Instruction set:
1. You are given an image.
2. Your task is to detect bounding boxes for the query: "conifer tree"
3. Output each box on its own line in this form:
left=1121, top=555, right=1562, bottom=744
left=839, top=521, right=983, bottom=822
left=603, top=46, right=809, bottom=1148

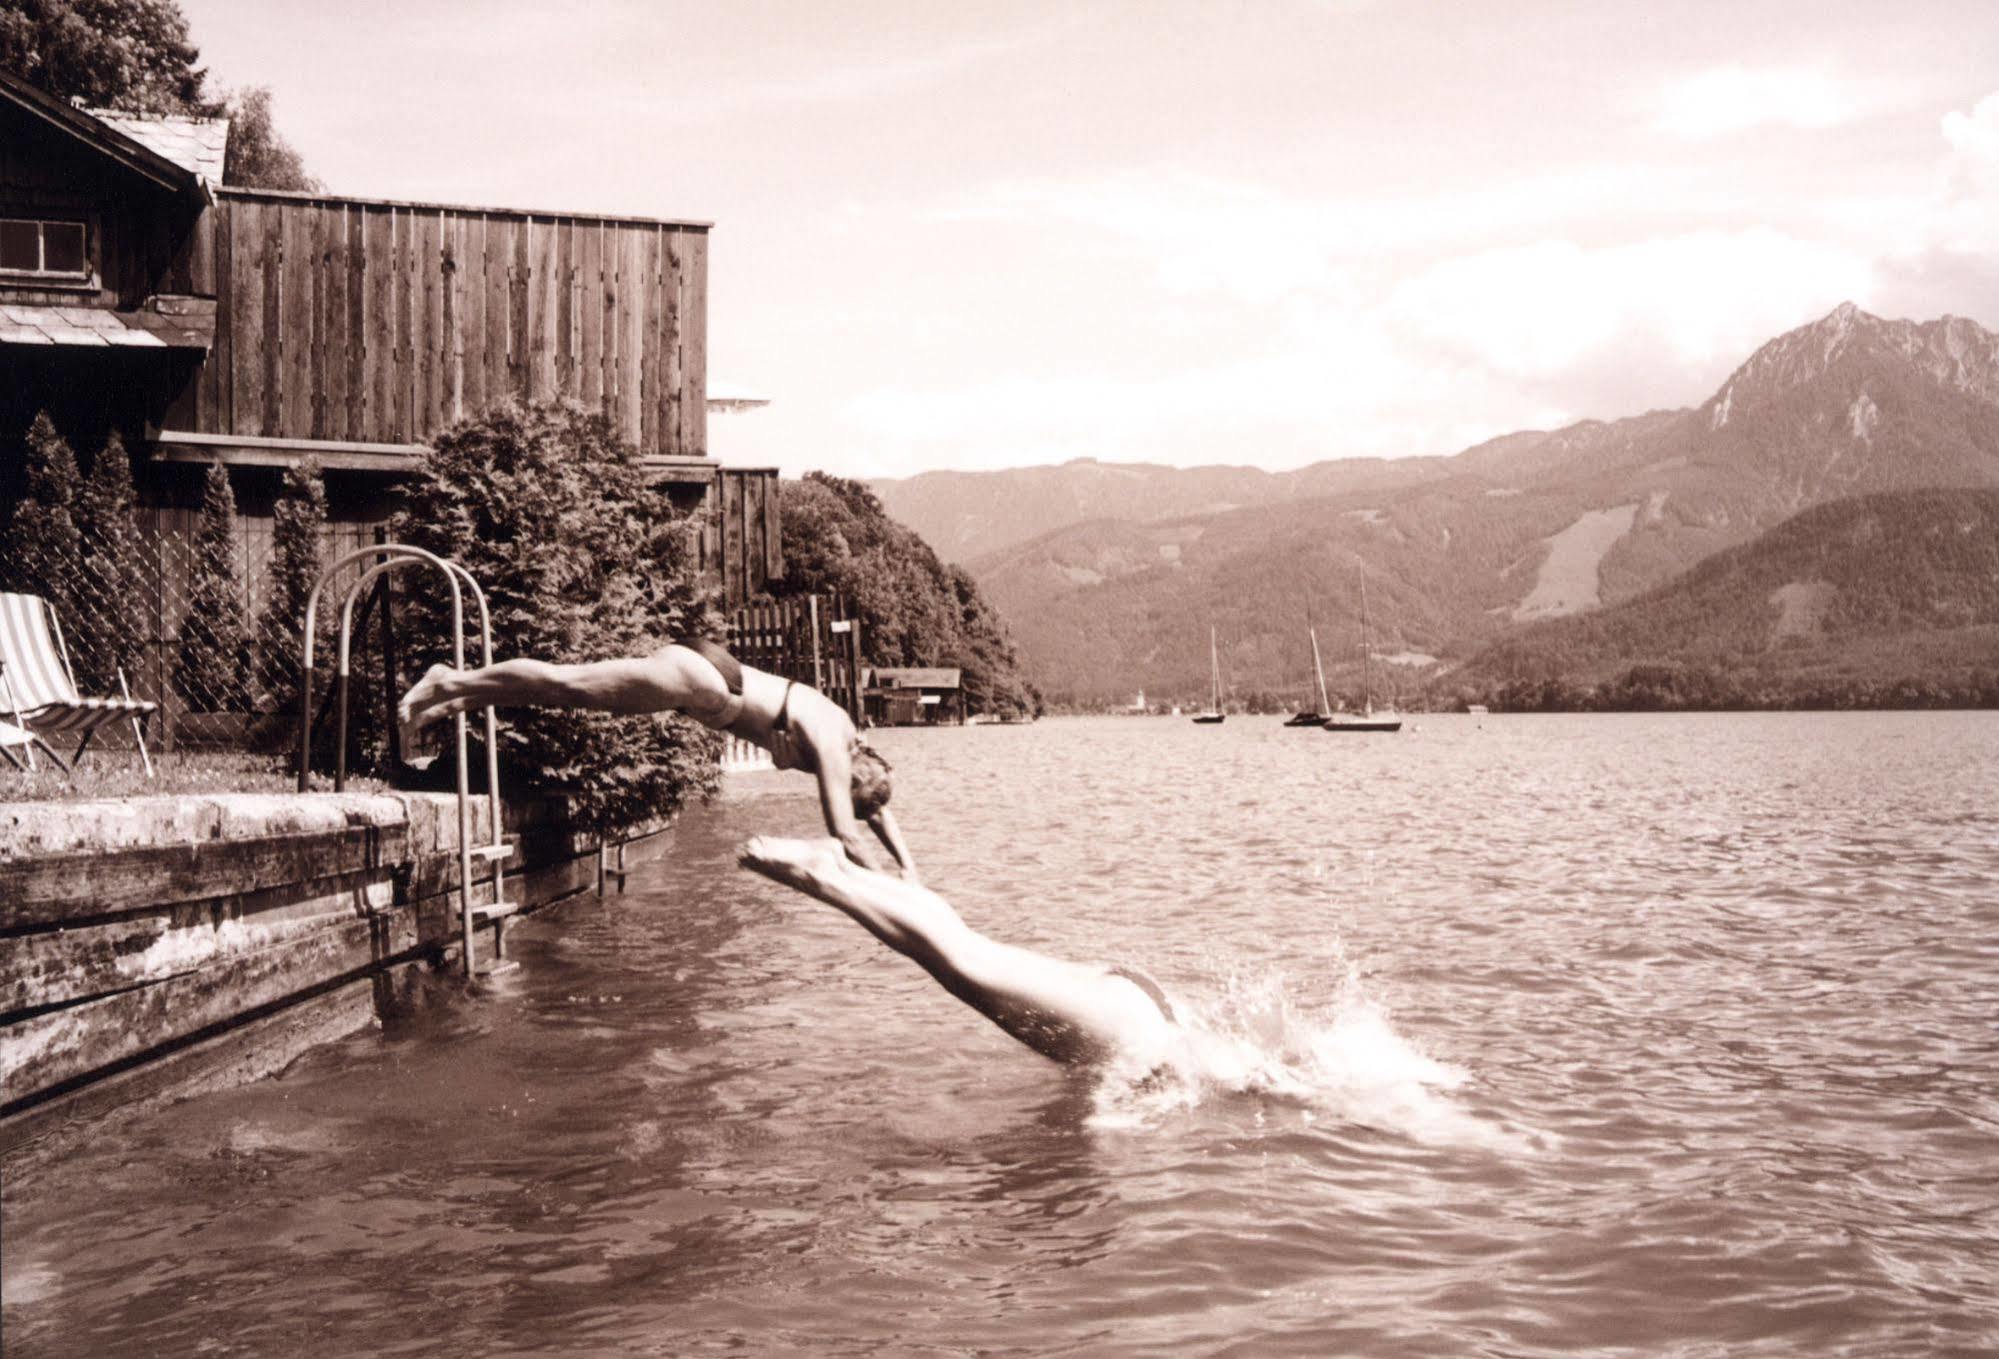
left=3, top=413, right=83, bottom=619
left=256, top=458, right=327, bottom=723
left=72, top=431, right=149, bottom=694
left=174, top=460, right=247, bottom=712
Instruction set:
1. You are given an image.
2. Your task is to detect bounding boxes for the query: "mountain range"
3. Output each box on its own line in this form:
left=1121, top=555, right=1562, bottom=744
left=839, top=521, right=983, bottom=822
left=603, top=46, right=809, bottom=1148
left=870, top=304, right=1999, bottom=705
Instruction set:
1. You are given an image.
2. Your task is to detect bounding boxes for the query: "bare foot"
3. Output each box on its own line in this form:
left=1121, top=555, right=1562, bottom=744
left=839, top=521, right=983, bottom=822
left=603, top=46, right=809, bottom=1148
left=739, top=835, right=846, bottom=890
left=396, top=663, right=454, bottom=766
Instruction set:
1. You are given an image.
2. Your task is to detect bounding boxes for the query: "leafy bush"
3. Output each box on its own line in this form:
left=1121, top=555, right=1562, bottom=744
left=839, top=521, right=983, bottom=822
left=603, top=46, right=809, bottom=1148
left=390, top=401, right=720, bottom=835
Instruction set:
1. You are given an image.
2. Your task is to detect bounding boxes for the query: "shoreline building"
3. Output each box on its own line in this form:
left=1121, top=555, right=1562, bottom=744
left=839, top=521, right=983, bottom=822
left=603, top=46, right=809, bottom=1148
left=864, top=667, right=965, bottom=727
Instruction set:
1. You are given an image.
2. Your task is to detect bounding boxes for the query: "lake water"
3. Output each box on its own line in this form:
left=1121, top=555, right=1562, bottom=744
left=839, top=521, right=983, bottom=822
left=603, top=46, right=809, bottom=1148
left=5, top=712, right=1998, bottom=1357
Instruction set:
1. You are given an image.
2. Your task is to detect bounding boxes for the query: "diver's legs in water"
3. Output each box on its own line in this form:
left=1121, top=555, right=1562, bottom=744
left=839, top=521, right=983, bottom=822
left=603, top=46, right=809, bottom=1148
left=739, top=836, right=974, bottom=959
left=739, top=836, right=1177, bottom=1065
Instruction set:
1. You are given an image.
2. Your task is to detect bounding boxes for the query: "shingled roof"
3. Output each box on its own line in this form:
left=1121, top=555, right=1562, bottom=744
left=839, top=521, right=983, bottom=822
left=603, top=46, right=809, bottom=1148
left=0, top=69, right=208, bottom=197
left=88, top=109, right=230, bottom=184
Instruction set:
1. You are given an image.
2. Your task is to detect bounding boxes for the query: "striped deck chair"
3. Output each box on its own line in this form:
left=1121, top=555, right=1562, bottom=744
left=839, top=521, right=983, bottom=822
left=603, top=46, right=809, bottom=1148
left=0, top=592, right=156, bottom=775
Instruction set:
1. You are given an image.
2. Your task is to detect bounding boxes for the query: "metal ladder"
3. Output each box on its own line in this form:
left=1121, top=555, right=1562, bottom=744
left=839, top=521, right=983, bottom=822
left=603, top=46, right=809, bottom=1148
left=299, top=544, right=516, bottom=979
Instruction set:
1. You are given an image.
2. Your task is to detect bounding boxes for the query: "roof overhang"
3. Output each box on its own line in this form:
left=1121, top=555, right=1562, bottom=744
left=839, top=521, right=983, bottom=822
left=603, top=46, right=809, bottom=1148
left=142, top=431, right=758, bottom=482
left=0, top=71, right=208, bottom=200
left=0, top=298, right=214, bottom=349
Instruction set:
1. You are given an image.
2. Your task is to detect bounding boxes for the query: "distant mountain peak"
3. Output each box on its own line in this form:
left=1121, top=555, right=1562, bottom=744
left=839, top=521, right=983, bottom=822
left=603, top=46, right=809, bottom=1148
left=1704, top=304, right=1999, bottom=428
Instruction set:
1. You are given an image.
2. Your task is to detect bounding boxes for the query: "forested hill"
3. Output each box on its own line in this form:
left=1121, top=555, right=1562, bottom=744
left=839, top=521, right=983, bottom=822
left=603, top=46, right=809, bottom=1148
left=768, top=474, right=1037, bottom=717
left=1454, top=489, right=1999, bottom=705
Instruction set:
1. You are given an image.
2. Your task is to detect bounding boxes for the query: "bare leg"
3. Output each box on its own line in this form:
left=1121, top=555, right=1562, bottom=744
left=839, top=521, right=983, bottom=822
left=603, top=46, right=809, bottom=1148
left=398, top=651, right=727, bottom=754
left=739, top=836, right=1177, bottom=1066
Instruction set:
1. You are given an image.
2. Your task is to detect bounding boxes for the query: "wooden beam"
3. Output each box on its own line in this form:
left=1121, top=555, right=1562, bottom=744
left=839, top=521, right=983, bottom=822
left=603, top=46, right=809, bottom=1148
left=147, top=428, right=426, bottom=473
left=0, top=869, right=387, bottom=1013
left=1, top=913, right=414, bottom=1111
left=0, top=822, right=412, bottom=925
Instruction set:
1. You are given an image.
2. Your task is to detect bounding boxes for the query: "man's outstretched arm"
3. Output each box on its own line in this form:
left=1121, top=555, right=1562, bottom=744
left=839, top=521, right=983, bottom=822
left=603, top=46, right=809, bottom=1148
left=868, top=806, right=917, bottom=882
left=809, top=738, right=890, bottom=872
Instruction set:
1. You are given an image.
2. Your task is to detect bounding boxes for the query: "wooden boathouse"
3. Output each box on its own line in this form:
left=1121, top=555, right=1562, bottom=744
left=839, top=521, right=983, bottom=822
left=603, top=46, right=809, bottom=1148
left=1, top=68, right=781, bottom=644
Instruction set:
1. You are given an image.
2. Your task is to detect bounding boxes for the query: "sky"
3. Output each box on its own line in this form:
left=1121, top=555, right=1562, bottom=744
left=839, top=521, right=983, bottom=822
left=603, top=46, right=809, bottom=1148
left=177, top=0, right=1999, bottom=480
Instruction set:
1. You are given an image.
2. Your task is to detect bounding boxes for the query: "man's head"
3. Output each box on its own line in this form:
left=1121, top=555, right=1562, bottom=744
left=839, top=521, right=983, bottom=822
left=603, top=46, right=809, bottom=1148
left=849, top=742, right=893, bottom=820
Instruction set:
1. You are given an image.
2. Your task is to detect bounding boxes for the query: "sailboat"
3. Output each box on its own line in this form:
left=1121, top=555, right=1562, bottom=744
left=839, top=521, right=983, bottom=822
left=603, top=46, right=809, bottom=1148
left=1286, top=620, right=1334, bottom=727
left=1325, top=567, right=1402, bottom=733
left=1192, top=626, right=1225, bottom=724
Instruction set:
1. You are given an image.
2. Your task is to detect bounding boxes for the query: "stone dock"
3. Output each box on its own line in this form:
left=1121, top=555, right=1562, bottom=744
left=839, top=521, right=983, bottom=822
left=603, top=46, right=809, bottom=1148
left=0, top=792, right=671, bottom=1167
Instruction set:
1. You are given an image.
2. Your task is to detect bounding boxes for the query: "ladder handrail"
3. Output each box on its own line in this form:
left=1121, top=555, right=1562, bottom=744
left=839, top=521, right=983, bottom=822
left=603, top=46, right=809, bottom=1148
left=299, top=542, right=507, bottom=978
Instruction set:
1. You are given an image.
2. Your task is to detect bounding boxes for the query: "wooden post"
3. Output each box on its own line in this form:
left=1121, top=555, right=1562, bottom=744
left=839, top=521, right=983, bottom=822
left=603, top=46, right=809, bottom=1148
left=154, top=515, right=174, bottom=753
left=808, top=595, right=823, bottom=693
left=847, top=616, right=864, bottom=725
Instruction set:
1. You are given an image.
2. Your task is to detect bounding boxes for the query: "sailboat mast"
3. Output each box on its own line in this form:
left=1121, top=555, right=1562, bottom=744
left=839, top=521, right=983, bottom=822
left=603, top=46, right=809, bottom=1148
left=1357, top=567, right=1373, bottom=716
left=1309, top=625, right=1331, bottom=714
left=1209, top=625, right=1222, bottom=710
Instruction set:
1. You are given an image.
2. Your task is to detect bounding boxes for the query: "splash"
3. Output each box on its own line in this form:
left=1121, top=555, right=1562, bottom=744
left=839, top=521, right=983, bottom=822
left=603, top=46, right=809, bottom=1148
left=1087, top=961, right=1521, bottom=1151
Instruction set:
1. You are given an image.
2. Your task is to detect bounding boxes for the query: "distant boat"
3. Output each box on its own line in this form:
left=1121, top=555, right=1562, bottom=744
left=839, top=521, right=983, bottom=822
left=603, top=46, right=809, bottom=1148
left=1286, top=622, right=1334, bottom=728
left=1192, top=626, right=1225, bottom=724
left=1326, top=566, right=1402, bottom=733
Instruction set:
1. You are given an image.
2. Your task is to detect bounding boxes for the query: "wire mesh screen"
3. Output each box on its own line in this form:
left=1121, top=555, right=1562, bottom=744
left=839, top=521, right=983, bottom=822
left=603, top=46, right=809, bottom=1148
left=0, top=500, right=395, bottom=757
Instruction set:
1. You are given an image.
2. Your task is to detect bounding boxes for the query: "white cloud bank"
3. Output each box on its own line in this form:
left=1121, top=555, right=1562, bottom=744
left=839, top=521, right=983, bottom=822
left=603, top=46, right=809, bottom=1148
left=834, top=83, right=1999, bottom=479
left=1649, top=65, right=1859, bottom=139
left=1388, top=229, right=1874, bottom=381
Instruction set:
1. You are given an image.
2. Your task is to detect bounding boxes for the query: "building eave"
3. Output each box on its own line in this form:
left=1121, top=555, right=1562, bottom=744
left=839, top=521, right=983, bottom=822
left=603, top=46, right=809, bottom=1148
left=0, top=70, right=206, bottom=199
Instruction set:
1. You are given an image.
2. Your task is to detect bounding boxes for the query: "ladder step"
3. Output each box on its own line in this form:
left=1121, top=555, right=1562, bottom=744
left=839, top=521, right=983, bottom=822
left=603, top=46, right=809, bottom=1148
left=472, top=900, right=523, bottom=924
left=472, top=842, right=514, bottom=861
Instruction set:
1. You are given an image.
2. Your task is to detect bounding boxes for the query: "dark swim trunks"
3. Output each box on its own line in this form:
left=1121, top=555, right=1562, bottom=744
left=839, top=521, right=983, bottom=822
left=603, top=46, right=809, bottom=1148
left=675, top=637, right=743, bottom=694
left=1107, top=965, right=1178, bottom=1025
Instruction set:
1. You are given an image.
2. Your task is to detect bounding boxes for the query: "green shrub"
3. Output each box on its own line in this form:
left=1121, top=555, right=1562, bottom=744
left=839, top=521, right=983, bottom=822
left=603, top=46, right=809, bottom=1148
left=390, top=401, right=720, bottom=835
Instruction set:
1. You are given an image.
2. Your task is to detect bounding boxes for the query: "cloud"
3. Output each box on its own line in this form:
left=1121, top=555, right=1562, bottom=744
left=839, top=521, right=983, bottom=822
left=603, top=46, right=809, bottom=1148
left=1387, top=229, right=1874, bottom=383
left=836, top=305, right=1561, bottom=479
left=1649, top=65, right=1859, bottom=139
left=1934, top=90, right=1999, bottom=248
left=1859, top=89, right=1999, bottom=326
left=952, top=171, right=1348, bottom=304
left=948, top=163, right=1701, bottom=307
left=832, top=85, right=1995, bottom=480
left=1942, top=90, right=1999, bottom=164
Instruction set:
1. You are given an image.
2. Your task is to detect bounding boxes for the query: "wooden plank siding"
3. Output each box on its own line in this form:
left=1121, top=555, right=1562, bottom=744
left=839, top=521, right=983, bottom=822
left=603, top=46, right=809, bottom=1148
left=173, top=190, right=708, bottom=459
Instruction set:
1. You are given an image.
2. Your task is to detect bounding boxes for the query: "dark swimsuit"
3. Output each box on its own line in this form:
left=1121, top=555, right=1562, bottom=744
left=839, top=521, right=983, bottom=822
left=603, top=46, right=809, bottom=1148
left=675, top=637, right=744, bottom=695
left=676, top=636, right=799, bottom=758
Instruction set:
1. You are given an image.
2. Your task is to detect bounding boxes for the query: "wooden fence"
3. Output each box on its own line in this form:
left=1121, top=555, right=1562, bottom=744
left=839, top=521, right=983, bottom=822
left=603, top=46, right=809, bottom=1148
left=163, top=189, right=709, bottom=461
left=726, top=595, right=863, bottom=723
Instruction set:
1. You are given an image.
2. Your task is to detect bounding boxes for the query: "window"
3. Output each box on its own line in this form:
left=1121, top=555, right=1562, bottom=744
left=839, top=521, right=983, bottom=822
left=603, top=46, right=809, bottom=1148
left=0, top=217, right=89, bottom=278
